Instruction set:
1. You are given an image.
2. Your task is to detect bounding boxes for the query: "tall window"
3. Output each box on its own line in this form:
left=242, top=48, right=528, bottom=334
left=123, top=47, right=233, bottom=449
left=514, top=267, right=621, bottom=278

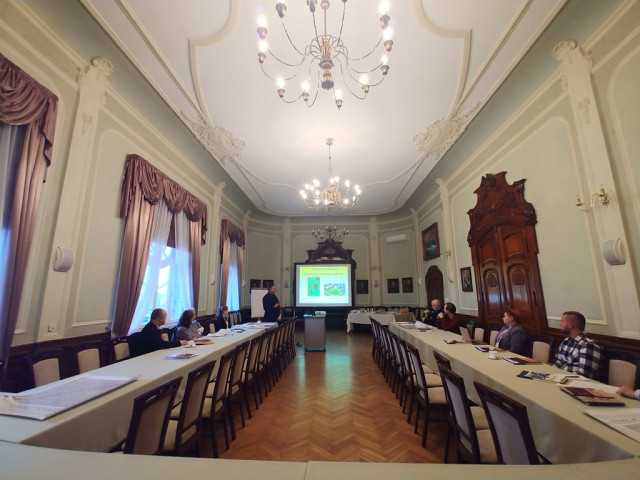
left=221, top=241, right=240, bottom=312
left=127, top=203, right=193, bottom=334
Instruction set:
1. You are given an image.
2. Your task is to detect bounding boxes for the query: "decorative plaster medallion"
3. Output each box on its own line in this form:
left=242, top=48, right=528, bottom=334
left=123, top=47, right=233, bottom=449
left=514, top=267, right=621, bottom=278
left=181, top=112, right=245, bottom=165
left=413, top=104, right=479, bottom=157
left=77, top=57, right=114, bottom=107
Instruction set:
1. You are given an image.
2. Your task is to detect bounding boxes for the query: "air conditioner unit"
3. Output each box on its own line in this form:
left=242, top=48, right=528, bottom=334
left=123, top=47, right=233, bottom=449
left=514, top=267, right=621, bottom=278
left=385, top=234, right=407, bottom=244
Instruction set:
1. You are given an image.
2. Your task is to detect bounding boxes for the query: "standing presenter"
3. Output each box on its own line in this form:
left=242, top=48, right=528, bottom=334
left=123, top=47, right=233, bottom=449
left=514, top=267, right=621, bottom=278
left=262, top=284, right=281, bottom=323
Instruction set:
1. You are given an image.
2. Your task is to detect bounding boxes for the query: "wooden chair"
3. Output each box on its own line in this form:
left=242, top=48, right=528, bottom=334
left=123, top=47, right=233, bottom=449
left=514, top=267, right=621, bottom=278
left=405, top=343, right=447, bottom=448
left=118, top=377, right=182, bottom=455
left=69, top=341, right=105, bottom=374
left=203, top=349, right=234, bottom=457
left=433, top=351, right=489, bottom=463
left=227, top=341, right=250, bottom=440
left=108, top=336, right=131, bottom=363
left=439, top=365, right=497, bottom=464
left=159, top=327, right=175, bottom=342
left=25, top=349, right=64, bottom=388
left=242, top=334, right=264, bottom=416
left=474, top=381, right=540, bottom=464
left=605, top=347, right=640, bottom=389
left=528, top=334, right=554, bottom=363
left=473, top=324, right=486, bottom=343
left=489, top=326, right=501, bottom=347
left=163, top=360, right=216, bottom=456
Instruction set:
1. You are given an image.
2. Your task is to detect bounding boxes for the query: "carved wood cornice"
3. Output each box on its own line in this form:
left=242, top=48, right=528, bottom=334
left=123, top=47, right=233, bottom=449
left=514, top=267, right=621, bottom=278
left=467, top=171, right=536, bottom=246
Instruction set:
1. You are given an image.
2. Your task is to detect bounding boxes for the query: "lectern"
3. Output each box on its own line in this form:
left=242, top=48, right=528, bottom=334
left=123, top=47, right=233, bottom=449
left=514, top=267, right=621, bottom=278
left=304, top=315, right=326, bottom=351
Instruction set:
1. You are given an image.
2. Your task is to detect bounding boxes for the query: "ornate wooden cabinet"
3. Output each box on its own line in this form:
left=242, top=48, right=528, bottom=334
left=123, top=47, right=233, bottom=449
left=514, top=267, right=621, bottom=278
left=467, top=172, right=547, bottom=331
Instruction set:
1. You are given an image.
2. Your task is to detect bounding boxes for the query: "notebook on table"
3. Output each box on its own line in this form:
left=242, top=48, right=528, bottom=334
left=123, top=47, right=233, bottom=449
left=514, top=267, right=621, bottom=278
left=561, top=386, right=625, bottom=406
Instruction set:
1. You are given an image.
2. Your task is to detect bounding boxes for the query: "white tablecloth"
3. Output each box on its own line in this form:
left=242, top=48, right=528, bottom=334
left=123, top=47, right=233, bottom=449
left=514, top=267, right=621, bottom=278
left=346, top=313, right=393, bottom=332
left=347, top=312, right=416, bottom=332
left=0, top=327, right=264, bottom=452
left=390, top=323, right=640, bottom=464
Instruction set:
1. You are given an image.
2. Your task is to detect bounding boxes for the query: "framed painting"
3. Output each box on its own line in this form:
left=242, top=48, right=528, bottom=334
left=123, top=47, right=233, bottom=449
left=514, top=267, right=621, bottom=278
left=422, top=222, right=440, bottom=261
left=460, top=267, right=473, bottom=292
left=262, top=279, right=274, bottom=289
left=250, top=279, right=261, bottom=290
left=402, top=277, right=413, bottom=293
left=356, top=279, right=369, bottom=295
left=387, top=278, right=399, bottom=294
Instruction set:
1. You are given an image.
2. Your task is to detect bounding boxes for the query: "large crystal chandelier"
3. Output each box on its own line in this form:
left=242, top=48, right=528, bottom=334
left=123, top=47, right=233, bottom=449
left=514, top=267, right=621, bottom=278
left=256, top=0, right=394, bottom=109
left=300, top=138, right=361, bottom=209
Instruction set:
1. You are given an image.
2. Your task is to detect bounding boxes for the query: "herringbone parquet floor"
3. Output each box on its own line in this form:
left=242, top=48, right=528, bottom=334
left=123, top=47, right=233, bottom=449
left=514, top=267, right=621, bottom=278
left=201, top=329, right=449, bottom=463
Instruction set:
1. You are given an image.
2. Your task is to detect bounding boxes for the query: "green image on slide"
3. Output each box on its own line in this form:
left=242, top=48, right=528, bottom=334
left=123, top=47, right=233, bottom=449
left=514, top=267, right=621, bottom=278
left=307, top=277, right=320, bottom=296
left=324, top=283, right=346, bottom=297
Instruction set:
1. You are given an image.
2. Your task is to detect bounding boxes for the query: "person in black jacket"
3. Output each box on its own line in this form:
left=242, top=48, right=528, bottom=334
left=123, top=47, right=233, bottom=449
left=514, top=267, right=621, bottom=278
left=262, top=284, right=280, bottom=323
left=130, top=308, right=186, bottom=356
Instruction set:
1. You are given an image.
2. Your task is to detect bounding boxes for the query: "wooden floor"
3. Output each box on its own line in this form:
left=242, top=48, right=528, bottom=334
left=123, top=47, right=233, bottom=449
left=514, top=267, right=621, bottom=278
left=201, top=329, right=449, bottom=463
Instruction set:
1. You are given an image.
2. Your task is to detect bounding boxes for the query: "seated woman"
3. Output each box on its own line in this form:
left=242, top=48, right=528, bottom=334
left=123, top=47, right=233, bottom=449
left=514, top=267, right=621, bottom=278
left=212, top=306, right=229, bottom=332
left=494, top=308, right=528, bottom=355
left=174, top=309, right=203, bottom=341
left=436, top=302, right=465, bottom=333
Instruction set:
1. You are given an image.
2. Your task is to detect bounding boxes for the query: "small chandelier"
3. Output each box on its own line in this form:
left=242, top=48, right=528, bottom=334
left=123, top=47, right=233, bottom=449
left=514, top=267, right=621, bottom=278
left=256, top=0, right=394, bottom=109
left=312, top=224, right=348, bottom=242
left=300, top=138, right=361, bottom=209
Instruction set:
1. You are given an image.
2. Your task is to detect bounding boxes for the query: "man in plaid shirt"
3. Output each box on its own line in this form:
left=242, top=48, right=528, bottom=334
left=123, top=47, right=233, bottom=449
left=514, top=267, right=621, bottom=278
left=552, top=311, right=602, bottom=379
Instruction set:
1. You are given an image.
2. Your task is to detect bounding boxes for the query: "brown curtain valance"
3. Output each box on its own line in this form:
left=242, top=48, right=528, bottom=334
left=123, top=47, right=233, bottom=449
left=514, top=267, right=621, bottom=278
left=0, top=54, right=58, bottom=165
left=220, top=219, right=245, bottom=254
left=120, top=154, right=207, bottom=244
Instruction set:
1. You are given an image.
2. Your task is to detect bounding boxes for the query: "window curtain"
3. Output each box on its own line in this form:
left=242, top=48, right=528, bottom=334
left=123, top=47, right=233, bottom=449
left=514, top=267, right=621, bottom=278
left=219, top=219, right=245, bottom=307
left=127, top=201, right=172, bottom=334
left=0, top=55, right=58, bottom=370
left=113, top=154, right=207, bottom=336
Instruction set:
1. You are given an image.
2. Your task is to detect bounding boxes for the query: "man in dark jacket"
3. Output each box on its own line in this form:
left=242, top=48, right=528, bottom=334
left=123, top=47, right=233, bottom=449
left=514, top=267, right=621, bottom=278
left=130, top=308, right=186, bottom=357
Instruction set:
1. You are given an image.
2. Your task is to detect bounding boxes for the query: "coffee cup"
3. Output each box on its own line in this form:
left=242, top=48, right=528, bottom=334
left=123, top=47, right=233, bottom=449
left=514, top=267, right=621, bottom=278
left=488, top=350, right=498, bottom=359
left=187, top=340, right=195, bottom=348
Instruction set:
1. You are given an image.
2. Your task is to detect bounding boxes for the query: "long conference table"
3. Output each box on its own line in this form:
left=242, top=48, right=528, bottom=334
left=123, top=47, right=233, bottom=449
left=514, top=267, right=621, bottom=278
left=390, top=322, right=640, bottom=465
left=346, top=312, right=415, bottom=332
left=0, top=326, right=268, bottom=452
left=1, top=322, right=639, bottom=479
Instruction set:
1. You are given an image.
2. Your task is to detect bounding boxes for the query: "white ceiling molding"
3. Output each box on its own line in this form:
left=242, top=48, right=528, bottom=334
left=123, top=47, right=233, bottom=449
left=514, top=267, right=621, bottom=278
left=413, top=104, right=480, bottom=157
left=82, top=0, right=565, bottom=217
left=181, top=112, right=245, bottom=166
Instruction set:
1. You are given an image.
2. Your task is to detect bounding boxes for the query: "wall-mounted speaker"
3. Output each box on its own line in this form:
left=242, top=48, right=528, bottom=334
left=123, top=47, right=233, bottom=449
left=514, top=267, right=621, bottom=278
left=53, top=247, right=74, bottom=272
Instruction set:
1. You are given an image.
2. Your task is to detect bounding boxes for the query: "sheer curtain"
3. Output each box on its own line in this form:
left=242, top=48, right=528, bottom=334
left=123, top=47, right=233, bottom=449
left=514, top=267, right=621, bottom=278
left=0, top=122, right=25, bottom=335
left=127, top=201, right=172, bottom=334
left=225, top=241, right=240, bottom=311
left=173, top=210, right=194, bottom=313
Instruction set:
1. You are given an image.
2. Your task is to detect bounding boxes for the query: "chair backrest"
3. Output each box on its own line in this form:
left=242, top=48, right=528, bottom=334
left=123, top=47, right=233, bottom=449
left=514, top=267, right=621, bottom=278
left=229, top=341, right=250, bottom=394
left=406, top=343, right=428, bottom=395
left=474, top=381, right=539, bottom=464
left=439, top=364, right=480, bottom=463
left=26, top=350, right=64, bottom=388
left=433, top=350, right=452, bottom=374
left=213, top=350, right=234, bottom=406
left=489, top=329, right=499, bottom=347
left=474, top=326, right=485, bottom=343
left=244, top=334, right=263, bottom=381
left=171, top=361, right=216, bottom=452
left=606, top=348, right=640, bottom=388
left=159, top=327, right=174, bottom=342
left=124, top=376, right=182, bottom=455
left=70, top=341, right=104, bottom=374
left=110, top=336, right=131, bottom=363
left=459, top=326, right=472, bottom=343
left=529, top=335, right=554, bottom=363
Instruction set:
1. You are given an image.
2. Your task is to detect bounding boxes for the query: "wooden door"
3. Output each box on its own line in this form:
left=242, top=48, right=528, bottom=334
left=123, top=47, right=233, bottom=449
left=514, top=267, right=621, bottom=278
left=425, top=266, right=444, bottom=306
left=468, top=172, right=547, bottom=332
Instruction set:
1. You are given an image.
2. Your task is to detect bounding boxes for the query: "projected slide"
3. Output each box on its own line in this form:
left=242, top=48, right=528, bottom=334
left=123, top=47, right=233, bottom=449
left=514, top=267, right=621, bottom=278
left=295, top=264, right=352, bottom=307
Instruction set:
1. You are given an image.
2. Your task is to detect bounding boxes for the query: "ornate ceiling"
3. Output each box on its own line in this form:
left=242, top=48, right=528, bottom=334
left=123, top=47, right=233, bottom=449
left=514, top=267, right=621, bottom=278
left=84, top=0, right=565, bottom=216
